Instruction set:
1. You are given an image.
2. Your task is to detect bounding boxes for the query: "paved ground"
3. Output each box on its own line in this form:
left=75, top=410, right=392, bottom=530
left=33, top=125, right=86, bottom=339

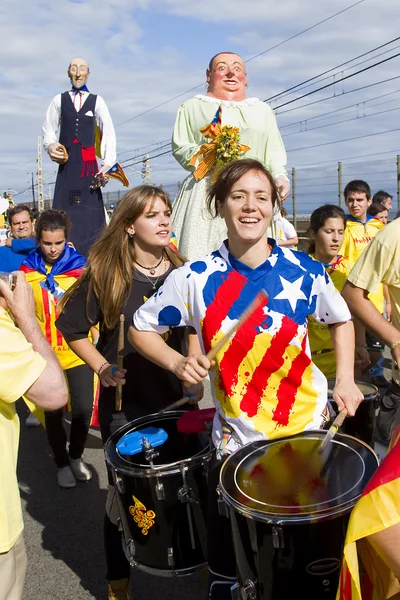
left=18, top=362, right=390, bottom=600
left=18, top=381, right=214, bottom=600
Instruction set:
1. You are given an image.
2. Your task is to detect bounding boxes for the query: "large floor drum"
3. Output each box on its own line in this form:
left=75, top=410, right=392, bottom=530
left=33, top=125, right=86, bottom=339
left=219, top=430, right=379, bottom=599
left=105, top=411, right=212, bottom=576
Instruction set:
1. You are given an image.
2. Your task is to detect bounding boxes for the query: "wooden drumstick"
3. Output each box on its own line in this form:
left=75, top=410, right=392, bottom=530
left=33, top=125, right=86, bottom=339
left=184, top=290, right=268, bottom=387
left=115, top=314, right=125, bottom=412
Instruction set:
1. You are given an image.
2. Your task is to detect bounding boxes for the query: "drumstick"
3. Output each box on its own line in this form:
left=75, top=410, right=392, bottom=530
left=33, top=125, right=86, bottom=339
left=184, top=290, right=268, bottom=388
left=318, top=408, right=348, bottom=456
left=158, top=396, right=194, bottom=414
left=115, top=314, right=125, bottom=412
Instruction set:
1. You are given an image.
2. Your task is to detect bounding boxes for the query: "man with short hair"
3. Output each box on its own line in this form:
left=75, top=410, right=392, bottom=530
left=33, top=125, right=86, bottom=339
left=0, top=271, right=68, bottom=600
left=340, top=179, right=388, bottom=388
left=343, top=218, right=400, bottom=444
left=0, top=205, right=36, bottom=272
left=43, top=58, right=116, bottom=257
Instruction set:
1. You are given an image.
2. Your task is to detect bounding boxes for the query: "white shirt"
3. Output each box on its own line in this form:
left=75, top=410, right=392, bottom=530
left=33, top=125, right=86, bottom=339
left=42, top=91, right=117, bottom=167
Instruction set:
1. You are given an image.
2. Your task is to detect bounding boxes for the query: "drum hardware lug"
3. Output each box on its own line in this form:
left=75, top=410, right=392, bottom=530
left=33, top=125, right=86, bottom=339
left=126, top=539, right=135, bottom=560
left=142, top=436, right=159, bottom=467
left=155, top=481, right=165, bottom=501
left=272, top=525, right=284, bottom=549
left=217, top=485, right=229, bottom=517
left=167, top=547, right=174, bottom=567
left=231, top=580, right=257, bottom=600
left=114, top=472, right=125, bottom=494
left=177, top=465, right=197, bottom=504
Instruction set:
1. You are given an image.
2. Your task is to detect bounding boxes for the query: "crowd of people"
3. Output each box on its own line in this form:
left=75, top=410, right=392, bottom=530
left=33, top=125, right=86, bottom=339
left=1, top=51, right=400, bottom=600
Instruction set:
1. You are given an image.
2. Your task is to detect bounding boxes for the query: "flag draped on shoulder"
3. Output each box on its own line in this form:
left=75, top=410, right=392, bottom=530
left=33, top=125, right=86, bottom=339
left=105, top=162, right=130, bottom=187
left=336, top=436, right=400, bottom=600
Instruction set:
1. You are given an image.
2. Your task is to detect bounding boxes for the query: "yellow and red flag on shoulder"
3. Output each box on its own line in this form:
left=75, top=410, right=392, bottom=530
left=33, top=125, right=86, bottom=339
left=105, top=162, right=130, bottom=187
left=336, top=432, right=400, bottom=600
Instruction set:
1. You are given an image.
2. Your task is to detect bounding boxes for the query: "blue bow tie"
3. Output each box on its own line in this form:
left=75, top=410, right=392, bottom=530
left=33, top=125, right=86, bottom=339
left=71, top=85, right=89, bottom=94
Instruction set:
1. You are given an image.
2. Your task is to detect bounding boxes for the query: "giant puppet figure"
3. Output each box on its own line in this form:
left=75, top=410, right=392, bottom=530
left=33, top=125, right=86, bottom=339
left=172, top=51, right=290, bottom=260
left=43, top=58, right=116, bottom=257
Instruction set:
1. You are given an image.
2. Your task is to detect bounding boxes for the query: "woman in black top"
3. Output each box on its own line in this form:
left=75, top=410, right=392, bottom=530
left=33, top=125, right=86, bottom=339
left=56, top=185, right=202, bottom=600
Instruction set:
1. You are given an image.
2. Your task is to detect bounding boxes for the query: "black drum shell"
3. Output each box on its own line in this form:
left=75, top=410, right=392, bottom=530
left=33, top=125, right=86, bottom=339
left=328, top=380, right=379, bottom=448
left=105, top=411, right=211, bottom=576
left=219, top=430, right=379, bottom=600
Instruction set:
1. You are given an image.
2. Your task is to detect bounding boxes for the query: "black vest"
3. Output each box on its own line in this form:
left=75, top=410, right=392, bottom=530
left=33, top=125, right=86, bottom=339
left=59, top=92, right=97, bottom=149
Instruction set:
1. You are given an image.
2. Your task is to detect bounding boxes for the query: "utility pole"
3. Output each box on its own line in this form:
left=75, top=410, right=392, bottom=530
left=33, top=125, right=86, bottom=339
left=31, top=173, right=36, bottom=210
left=37, top=136, right=44, bottom=212
left=338, top=161, right=343, bottom=207
left=142, top=154, right=151, bottom=184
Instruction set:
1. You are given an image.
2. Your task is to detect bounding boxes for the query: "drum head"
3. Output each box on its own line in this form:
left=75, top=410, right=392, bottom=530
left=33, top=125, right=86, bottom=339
left=220, top=431, right=378, bottom=522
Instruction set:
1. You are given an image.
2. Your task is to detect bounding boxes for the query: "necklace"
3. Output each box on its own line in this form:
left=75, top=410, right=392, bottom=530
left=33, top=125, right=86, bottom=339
left=136, top=261, right=168, bottom=290
left=134, top=255, right=163, bottom=275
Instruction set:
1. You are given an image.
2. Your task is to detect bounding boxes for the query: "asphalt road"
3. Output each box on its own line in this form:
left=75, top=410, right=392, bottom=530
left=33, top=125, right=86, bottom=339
left=17, top=365, right=390, bottom=600
left=18, top=382, right=214, bottom=600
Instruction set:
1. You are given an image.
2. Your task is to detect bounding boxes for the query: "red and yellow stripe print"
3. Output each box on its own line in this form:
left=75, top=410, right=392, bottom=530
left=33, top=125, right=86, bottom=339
left=23, top=268, right=84, bottom=370
left=200, top=269, right=318, bottom=439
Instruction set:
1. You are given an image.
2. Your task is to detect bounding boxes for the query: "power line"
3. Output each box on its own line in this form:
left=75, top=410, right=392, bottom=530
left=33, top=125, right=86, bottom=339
left=288, top=126, right=400, bottom=152
left=277, top=75, right=400, bottom=115
left=267, top=36, right=400, bottom=103
left=293, top=149, right=400, bottom=168
left=114, top=0, right=367, bottom=128
left=283, top=105, right=400, bottom=137
left=280, top=88, right=400, bottom=130
left=271, top=51, right=400, bottom=109
left=246, top=0, right=366, bottom=64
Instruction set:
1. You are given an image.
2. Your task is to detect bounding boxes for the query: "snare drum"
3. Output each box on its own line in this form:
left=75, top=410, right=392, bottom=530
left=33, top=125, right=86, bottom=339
left=327, top=380, right=379, bottom=447
left=219, top=430, right=378, bottom=600
left=105, top=411, right=212, bottom=576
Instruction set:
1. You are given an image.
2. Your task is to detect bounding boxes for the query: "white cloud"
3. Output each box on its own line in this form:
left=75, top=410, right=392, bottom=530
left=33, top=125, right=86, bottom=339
left=1, top=0, right=400, bottom=212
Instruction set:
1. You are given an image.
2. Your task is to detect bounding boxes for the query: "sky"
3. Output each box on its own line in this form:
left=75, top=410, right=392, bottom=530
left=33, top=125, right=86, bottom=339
left=2, top=0, right=400, bottom=215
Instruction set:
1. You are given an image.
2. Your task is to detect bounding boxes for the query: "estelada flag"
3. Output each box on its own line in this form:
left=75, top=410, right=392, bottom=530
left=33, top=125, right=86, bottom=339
left=336, top=434, right=400, bottom=600
left=105, top=162, right=130, bottom=187
left=200, top=104, right=222, bottom=139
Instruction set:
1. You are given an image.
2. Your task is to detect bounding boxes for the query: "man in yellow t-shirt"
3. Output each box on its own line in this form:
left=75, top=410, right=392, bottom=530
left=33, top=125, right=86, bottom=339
left=342, top=219, right=400, bottom=446
left=340, top=179, right=386, bottom=386
left=0, top=272, right=67, bottom=600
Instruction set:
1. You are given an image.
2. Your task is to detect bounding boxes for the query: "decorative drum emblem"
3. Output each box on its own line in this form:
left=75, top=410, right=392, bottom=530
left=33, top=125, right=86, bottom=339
left=129, top=495, right=156, bottom=535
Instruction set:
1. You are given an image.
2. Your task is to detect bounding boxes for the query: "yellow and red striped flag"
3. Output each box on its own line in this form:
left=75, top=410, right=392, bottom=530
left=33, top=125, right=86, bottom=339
left=336, top=434, right=400, bottom=600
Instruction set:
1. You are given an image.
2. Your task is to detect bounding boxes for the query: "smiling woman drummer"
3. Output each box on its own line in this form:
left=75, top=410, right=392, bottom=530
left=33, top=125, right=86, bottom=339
left=129, top=158, right=363, bottom=600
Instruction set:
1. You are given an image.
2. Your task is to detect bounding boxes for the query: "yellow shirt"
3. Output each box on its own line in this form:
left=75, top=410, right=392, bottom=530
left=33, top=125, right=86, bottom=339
left=340, top=216, right=384, bottom=313
left=0, top=308, right=46, bottom=552
left=348, top=219, right=400, bottom=337
left=308, top=256, right=351, bottom=378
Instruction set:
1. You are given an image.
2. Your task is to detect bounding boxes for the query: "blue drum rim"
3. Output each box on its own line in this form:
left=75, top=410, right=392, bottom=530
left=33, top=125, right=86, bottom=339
left=219, top=430, right=379, bottom=524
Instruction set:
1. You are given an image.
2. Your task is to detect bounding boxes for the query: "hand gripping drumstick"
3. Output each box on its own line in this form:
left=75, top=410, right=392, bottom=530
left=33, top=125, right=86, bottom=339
left=162, top=291, right=268, bottom=413
left=115, top=314, right=125, bottom=412
left=182, top=290, right=268, bottom=391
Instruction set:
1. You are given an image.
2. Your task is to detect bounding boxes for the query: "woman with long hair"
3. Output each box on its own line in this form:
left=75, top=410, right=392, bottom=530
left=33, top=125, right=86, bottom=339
left=20, top=209, right=94, bottom=488
left=130, top=159, right=363, bottom=600
left=307, top=204, right=351, bottom=379
left=56, top=185, right=202, bottom=600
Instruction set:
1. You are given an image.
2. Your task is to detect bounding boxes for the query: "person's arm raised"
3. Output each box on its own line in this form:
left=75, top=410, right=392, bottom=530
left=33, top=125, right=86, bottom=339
left=0, top=272, right=67, bottom=411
